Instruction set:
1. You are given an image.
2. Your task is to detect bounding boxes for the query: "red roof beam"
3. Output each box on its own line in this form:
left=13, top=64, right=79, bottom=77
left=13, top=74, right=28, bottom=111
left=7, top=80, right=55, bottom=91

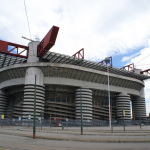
left=140, top=68, right=150, bottom=75
left=0, top=40, right=29, bottom=58
left=8, top=47, right=16, bottom=53
left=120, top=63, right=134, bottom=72
left=19, top=49, right=27, bottom=55
left=37, top=26, right=59, bottom=57
left=72, top=48, right=84, bottom=59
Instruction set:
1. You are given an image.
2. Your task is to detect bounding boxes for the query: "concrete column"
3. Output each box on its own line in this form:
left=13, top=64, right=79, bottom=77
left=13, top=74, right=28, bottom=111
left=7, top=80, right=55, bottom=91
left=75, top=87, right=92, bottom=120
left=132, top=87, right=146, bottom=119
left=116, top=93, right=131, bottom=120
left=0, top=90, right=7, bottom=115
left=23, top=67, right=45, bottom=119
left=23, top=41, right=45, bottom=119
left=27, top=41, right=40, bottom=63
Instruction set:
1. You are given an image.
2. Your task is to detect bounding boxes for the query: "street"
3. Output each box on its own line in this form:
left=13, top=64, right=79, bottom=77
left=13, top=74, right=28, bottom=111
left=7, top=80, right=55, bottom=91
left=0, top=133, right=150, bottom=150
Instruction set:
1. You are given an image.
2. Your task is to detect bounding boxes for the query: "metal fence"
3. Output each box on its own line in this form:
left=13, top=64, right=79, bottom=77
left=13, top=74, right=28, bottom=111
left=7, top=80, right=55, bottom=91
left=0, top=118, right=149, bottom=127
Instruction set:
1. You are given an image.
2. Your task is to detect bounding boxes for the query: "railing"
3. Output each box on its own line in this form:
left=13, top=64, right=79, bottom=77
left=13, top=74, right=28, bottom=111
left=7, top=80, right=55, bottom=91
left=0, top=118, right=149, bottom=127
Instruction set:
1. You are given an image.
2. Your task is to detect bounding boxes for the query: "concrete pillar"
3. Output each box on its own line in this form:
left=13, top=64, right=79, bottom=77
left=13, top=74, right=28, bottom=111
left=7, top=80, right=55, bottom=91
left=75, top=88, right=92, bottom=120
left=23, top=41, right=45, bottom=119
left=116, top=93, right=131, bottom=120
left=23, top=67, right=45, bottom=119
left=0, top=90, right=7, bottom=115
left=27, top=41, right=40, bottom=63
left=132, top=87, right=146, bottom=119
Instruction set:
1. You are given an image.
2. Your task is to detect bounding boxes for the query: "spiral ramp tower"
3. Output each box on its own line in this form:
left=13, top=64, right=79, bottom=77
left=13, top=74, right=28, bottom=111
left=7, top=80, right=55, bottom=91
left=23, top=84, right=45, bottom=119
left=116, top=93, right=131, bottom=120
left=11, top=89, right=24, bottom=118
left=0, top=90, right=7, bottom=115
left=22, top=67, right=45, bottom=119
left=22, top=41, right=45, bottom=119
left=132, top=97, right=146, bottom=119
left=75, top=88, right=92, bottom=120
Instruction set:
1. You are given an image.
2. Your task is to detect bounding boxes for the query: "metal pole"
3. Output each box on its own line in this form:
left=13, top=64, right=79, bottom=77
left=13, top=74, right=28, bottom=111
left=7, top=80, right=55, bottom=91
left=50, top=114, right=51, bottom=128
left=107, top=65, right=111, bottom=128
left=41, top=112, right=42, bottom=130
left=123, top=110, right=125, bottom=131
left=111, top=99, right=113, bottom=133
left=140, top=111, right=141, bottom=129
left=80, top=88, right=83, bottom=135
left=33, top=75, right=36, bottom=139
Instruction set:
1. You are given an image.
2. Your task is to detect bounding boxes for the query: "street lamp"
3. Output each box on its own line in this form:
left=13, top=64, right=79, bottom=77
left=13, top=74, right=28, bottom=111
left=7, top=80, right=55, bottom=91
left=33, top=75, right=36, bottom=139
left=80, top=88, right=83, bottom=135
left=104, top=57, right=111, bottom=129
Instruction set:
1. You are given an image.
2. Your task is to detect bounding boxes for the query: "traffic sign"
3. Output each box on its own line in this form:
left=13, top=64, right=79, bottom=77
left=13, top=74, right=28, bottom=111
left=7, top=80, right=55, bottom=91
left=123, top=110, right=125, bottom=116
left=1, top=114, right=4, bottom=119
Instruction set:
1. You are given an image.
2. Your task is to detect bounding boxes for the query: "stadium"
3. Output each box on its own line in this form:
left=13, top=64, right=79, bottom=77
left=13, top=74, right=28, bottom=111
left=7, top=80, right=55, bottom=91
left=0, top=26, right=149, bottom=123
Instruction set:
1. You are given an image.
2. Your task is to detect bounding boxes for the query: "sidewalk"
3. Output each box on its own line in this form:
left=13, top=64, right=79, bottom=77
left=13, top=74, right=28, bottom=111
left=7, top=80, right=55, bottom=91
left=0, top=126, right=150, bottom=143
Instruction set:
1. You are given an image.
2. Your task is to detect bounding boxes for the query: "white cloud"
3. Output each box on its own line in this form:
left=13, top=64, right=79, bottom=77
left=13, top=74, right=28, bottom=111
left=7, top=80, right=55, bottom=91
left=1, top=0, right=150, bottom=60
left=122, top=52, right=140, bottom=62
left=131, top=46, right=150, bottom=70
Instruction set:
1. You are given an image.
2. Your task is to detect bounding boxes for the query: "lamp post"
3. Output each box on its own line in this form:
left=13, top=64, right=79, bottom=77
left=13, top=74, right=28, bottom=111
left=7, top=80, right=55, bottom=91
left=33, top=75, right=36, bottom=139
left=80, top=88, right=83, bottom=135
left=123, top=110, right=125, bottom=131
left=104, top=57, right=111, bottom=129
left=140, top=107, right=141, bottom=129
left=40, top=111, right=43, bottom=130
left=50, top=114, right=51, bottom=128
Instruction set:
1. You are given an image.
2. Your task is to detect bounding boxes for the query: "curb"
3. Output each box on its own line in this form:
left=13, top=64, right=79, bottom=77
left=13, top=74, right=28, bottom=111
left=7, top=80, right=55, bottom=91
left=0, top=131, right=150, bottom=143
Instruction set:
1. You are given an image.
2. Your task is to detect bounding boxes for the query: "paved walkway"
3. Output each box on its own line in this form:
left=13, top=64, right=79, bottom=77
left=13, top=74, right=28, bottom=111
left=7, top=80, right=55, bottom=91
left=0, top=125, right=150, bottom=143
left=1, top=133, right=150, bottom=150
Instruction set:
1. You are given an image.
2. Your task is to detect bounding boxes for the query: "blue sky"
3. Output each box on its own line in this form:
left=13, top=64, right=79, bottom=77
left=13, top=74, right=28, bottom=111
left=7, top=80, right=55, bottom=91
left=112, top=45, right=148, bottom=68
left=0, top=0, right=150, bottom=115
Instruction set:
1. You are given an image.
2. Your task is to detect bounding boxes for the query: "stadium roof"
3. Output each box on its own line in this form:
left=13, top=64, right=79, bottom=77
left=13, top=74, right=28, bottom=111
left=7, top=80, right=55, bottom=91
left=0, top=51, right=149, bottom=81
left=0, top=53, right=26, bottom=68
left=42, top=51, right=150, bottom=81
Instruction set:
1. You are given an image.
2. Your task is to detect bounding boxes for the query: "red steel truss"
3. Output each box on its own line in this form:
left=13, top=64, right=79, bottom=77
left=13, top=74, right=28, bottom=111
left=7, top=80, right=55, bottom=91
left=72, top=48, right=84, bottom=59
left=120, top=63, right=135, bottom=72
left=0, top=40, right=29, bottom=58
left=37, top=26, right=59, bottom=57
left=140, top=69, right=150, bottom=76
left=99, top=56, right=112, bottom=67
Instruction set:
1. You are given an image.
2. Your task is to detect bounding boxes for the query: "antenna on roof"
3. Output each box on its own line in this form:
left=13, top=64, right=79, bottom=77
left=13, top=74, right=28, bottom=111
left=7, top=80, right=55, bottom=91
left=22, top=36, right=34, bottom=42
left=35, top=37, right=40, bottom=41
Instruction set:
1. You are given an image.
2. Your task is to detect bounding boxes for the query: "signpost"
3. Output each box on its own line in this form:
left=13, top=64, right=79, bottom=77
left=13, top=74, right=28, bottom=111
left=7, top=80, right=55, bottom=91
left=80, top=88, right=83, bottom=135
left=40, top=111, right=43, bottom=130
left=1, top=114, right=4, bottom=128
left=123, top=110, right=125, bottom=116
left=1, top=114, right=4, bottom=119
left=17, top=117, right=21, bottom=130
left=28, top=115, right=31, bottom=128
left=123, top=110, right=125, bottom=131
left=50, top=114, right=51, bottom=128
left=66, top=118, right=68, bottom=128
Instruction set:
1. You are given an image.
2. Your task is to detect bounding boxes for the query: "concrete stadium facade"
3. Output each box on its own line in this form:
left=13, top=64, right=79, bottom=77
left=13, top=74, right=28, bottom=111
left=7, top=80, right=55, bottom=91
left=0, top=41, right=149, bottom=121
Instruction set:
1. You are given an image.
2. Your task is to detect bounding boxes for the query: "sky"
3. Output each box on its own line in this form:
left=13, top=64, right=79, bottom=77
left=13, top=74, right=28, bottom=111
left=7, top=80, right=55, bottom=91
left=0, top=0, right=150, bottom=116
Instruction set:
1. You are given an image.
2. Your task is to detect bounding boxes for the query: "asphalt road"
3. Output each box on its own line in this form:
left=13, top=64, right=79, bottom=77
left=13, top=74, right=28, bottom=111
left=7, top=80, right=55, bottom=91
left=0, top=133, right=150, bottom=150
